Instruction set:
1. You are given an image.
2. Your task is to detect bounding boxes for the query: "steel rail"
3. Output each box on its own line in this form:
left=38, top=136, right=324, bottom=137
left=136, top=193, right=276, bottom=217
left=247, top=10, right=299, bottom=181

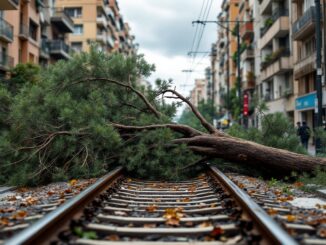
left=207, top=164, right=298, bottom=245
left=5, top=167, right=124, bottom=245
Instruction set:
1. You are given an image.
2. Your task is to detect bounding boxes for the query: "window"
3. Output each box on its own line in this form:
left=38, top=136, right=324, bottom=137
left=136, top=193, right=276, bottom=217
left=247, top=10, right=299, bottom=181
left=64, top=7, right=82, bottom=18
left=71, top=42, right=83, bottom=52
left=73, top=24, right=83, bottom=35
left=29, top=20, right=38, bottom=41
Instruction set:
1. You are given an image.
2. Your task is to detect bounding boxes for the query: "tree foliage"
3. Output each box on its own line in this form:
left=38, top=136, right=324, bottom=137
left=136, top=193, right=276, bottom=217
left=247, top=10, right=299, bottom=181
left=0, top=48, right=197, bottom=186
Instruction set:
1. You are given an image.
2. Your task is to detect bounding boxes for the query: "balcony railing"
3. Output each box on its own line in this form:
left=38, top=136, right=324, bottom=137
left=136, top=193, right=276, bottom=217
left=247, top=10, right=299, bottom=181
left=260, top=8, right=289, bottom=38
left=48, top=40, right=70, bottom=59
left=0, top=52, right=14, bottom=70
left=51, top=8, right=74, bottom=33
left=261, top=48, right=290, bottom=70
left=40, top=39, right=50, bottom=58
left=292, top=7, right=316, bottom=40
left=19, top=24, right=29, bottom=40
left=242, top=48, right=254, bottom=60
left=0, top=18, right=13, bottom=42
left=240, top=22, right=253, bottom=39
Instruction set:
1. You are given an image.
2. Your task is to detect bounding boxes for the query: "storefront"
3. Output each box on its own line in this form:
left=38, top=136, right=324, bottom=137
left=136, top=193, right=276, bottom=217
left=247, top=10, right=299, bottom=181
left=295, top=91, right=326, bottom=140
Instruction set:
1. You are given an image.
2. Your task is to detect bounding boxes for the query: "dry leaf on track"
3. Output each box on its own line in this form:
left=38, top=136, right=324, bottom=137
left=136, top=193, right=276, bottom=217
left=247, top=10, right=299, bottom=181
left=145, top=205, right=157, bottom=213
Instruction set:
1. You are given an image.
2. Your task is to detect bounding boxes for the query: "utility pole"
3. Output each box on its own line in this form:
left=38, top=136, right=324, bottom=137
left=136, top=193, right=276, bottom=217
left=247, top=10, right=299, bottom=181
left=315, top=0, right=323, bottom=153
left=236, top=21, right=242, bottom=126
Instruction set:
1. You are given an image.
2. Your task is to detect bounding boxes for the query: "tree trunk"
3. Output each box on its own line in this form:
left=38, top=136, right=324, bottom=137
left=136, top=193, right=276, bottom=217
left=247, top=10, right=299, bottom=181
left=173, top=135, right=326, bottom=173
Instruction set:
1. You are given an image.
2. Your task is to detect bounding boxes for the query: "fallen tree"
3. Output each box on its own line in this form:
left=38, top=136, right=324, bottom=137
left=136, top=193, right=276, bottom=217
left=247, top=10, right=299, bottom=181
left=0, top=49, right=324, bottom=185
left=109, top=86, right=326, bottom=174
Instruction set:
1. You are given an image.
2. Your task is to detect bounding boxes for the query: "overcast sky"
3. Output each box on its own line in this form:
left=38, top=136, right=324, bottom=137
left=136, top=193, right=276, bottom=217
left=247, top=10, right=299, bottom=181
left=119, top=0, right=222, bottom=97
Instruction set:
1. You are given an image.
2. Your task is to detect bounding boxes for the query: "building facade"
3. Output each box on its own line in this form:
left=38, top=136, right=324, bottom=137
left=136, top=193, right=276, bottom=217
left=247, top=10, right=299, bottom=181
left=292, top=0, right=326, bottom=133
left=190, top=79, right=208, bottom=107
left=55, top=0, right=136, bottom=55
left=0, top=0, right=136, bottom=77
left=213, top=0, right=326, bottom=131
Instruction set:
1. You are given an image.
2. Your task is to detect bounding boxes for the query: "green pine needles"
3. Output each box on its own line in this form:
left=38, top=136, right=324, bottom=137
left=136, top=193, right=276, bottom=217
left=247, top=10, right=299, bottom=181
left=0, top=47, right=198, bottom=186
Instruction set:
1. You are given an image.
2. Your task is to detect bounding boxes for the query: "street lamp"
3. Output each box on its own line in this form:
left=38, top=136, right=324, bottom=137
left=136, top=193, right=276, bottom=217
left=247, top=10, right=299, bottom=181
left=192, top=20, right=252, bottom=125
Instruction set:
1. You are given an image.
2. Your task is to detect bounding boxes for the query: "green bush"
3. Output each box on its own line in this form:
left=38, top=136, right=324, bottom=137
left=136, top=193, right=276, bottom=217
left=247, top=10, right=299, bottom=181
left=227, top=112, right=306, bottom=154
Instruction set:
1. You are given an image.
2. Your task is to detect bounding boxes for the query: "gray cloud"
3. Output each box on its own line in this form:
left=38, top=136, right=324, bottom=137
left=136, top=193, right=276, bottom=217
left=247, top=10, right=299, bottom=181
left=119, top=0, right=221, bottom=57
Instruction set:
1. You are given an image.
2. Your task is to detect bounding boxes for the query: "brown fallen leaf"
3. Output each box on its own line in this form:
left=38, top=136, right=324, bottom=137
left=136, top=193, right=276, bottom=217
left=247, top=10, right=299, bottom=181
left=0, top=217, right=9, bottom=226
left=0, top=207, right=15, bottom=213
left=165, top=217, right=180, bottom=226
left=293, top=182, right=304, bottom=188
left=198, top=221, right=212, bottom=228
left=188, top=185, right=197, bottom=193
left=47, top=191, right=55, bottom=196
left=145, top=205, right=157, bottom=213
left=318, top=227, right=326, bottom=238
left=69, top=179, right=78, bottom=186
left=184, top=221, right=194, bottom=227
left=64, top=189, right=73, bottom=194
left=285, top=215, right=296, bottom=222
left=11, top=210, right=27, bottom=220
left=267, top=208, right=278, bottom=215
left=210, top=226, right=224, bottom=237
left=106, top=234, right=120, bottom=241
left=143, top=223, right=156, bottom=228
left=182, top=197, right=190, bottom=202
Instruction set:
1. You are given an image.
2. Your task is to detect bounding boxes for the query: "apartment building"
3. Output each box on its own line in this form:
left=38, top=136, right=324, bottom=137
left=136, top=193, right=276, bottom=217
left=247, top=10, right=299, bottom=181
left=0, top=0, right=136, bottom=77
left=292, top=0, right=326, bottom=132
left=55, top=0, right=135, bottom=55
left=214, top=0, right=244, bottom=121
left=190, top=79, right=208, bottom=107
left=0, top=1, right=15, bottom=77
left=39, top=0, right=74, bottom=65
left=255, top=0, right=294, bottom=124
left=215, top=11, right=227, bottom=112
left=239, top=0, right=255, bottom=125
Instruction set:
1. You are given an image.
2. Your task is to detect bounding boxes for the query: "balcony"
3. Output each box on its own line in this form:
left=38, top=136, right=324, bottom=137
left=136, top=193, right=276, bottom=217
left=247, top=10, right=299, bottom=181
left=51, top=9, right=74, bottom=33
left=240, top=22, right=253, bottom=40
left=219, top=37, right=226, bottom=48
left=0, top=0, right=19, bottom=10
left=107, top=36, right=115, bottom=48
left=259, top=0, right=272, bottom=15
left=40, top=39, right=50, bottom=59
left=260, top=54, right=292, bottom=81
left=241, top=48, right=254, bottom=60
left=259, top=10, right=289, bottom=49
left=96, top=32, right=106, bottom=44
left=0, top=53, right=14, bottom=71
left=19, top=24, right=29, bottom=40
left=48, top=40, right=71, bottom=59
left=242, top=80, right=256, bottom=91
left=97, top=16, right=108, bottom=28
left=294, top=52, right=316, bottom=79
left=0, top=18, right=13, bottom=42
left=292, top=7, right=316, bottom=41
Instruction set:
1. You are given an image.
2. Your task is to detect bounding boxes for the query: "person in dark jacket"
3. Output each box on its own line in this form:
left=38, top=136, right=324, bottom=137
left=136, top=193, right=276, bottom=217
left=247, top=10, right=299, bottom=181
left=296, top=122, right=301, bottom=136
left=299, top=122, right=311, bottom=149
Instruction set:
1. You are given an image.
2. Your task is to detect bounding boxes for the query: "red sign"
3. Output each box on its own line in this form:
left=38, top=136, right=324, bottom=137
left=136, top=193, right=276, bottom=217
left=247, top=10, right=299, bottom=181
left=243, top=93, right=249, bottom=116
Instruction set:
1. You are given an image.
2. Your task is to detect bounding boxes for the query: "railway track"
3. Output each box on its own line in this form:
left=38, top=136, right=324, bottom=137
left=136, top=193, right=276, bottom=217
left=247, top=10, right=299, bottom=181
left=2, top=164, right=323, bottom=244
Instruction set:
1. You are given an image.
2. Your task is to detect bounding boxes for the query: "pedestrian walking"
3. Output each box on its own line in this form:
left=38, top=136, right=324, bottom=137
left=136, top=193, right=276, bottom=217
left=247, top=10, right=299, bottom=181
left=296, top=122, right=301, bottom=136
left=298, top=122, right=311, bottom=149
